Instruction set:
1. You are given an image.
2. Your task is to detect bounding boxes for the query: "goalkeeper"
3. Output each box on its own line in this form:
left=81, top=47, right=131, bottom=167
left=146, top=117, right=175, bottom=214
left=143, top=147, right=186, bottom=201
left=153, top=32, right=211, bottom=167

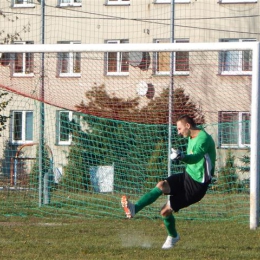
left=121, top=114, right=216, bottom=249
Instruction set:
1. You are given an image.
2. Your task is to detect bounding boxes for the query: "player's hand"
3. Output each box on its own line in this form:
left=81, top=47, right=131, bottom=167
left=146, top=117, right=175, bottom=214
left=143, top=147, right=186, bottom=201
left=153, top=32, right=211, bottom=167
left=170, top=148, right=184, bottom=160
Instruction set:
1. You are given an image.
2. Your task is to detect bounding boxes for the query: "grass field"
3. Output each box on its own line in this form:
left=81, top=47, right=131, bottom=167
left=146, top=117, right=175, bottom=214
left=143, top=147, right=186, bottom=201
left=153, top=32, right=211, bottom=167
left=0, top=182, right=257, bottom=259
left=1, top=216, right=260, bottom=260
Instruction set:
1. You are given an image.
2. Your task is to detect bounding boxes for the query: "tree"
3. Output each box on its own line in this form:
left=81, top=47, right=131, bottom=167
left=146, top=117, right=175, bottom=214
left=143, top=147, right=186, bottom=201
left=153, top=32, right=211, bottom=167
left=0, top=91, right=12, bottom=181
left=0, top=91, right=12, bottom=136
left=139, top=87, right=205, bottom=124
left=238, top=150, right=250, bottom=174
left=76, top=85, right=205, bottom=125
left=76, top=84, right=140, bottom=122
left=0, top=7, right=31, bottom=66
left=63, top=85, right=205, bottom=191
left=216, top=149, right=238, bottom=193
left=0, top=6, right=31, bottom=182
left=0, top=7, right=30, bottom=44
left=61, top=127, right=90, bottom=192
left=237, top=149, right=250, bottom=193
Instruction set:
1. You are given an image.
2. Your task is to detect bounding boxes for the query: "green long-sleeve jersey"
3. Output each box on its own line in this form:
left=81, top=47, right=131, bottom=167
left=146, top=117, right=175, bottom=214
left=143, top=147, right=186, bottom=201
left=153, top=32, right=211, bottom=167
left=181, top=130, right=216, bottom=183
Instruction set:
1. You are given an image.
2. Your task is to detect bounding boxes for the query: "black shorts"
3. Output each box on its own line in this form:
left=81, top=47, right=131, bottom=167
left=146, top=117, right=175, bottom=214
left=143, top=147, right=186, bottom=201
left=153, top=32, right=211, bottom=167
left=165, top=171, right=210, bottom=212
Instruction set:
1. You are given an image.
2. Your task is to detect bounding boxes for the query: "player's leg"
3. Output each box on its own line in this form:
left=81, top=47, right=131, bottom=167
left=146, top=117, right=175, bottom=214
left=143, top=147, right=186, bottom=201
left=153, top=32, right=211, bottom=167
left=161, top=171, right=209, bottom=249
left=160, top=173, right=186, bottom=249
left=161, top=201, right=180, bottom=249
left=121, top=180, right=169, bottom=218
left=135, top=180, right=171, bottom=212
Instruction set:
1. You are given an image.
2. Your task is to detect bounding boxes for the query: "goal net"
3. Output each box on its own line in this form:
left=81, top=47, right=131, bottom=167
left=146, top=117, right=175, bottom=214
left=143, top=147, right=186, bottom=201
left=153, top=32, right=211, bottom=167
left=0, top=42, right=259, bottom=227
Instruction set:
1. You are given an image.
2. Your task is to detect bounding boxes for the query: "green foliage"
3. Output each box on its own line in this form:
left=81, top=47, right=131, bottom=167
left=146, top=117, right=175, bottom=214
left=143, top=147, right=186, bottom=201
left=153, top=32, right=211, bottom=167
left=216, top=149, right=238, bottom=193
left=212, top=150, right=250, bottom=194
left=0, top=91, right=12, bottom=136
left=61, top=118, right=169, bottom=192
left=238, top=149, right=250, bottom=173
left=63, top=85, right=205, bottom=192
left=237, top=149, right=250, bottom=192
left=30, top=145, right=52, bottom=190
left=61, top=130, right=89, bottom=192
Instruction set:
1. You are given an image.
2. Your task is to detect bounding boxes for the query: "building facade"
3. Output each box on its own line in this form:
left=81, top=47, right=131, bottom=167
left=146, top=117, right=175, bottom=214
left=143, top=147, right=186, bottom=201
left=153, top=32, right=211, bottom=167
left=0, top=0, right=258, bottom=182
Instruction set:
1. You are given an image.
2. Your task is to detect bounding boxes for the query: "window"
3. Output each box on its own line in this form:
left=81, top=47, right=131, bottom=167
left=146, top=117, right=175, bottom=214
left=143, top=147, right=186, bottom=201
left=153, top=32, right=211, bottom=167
left=13, top=0, right=35, bottom=8
left=12, top=41, right=34, bottom=77
left=11, top=111, right=33, bottom=144
left=219, top=39, right=256, bottom=75
left=56, top=111, right=80, bottom=145
left=106, top=40, right=129, bottom=76
left=219, top=0, right=257, bottom=3
left=155, top=0, right=190, bottom=3
left=57, top=41, right=81, bottom=77
left=58, top=0, right=82, bottom=7
left=106, top=0, right=130, bottom=5
left=154, top=39, right=189, bottom=75
left=218, top=112, right=250, bottom=148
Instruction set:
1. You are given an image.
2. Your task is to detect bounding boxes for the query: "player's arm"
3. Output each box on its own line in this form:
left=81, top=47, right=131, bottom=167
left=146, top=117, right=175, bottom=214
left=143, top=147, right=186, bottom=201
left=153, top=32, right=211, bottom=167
left=181, top=139, right=209, bottom=164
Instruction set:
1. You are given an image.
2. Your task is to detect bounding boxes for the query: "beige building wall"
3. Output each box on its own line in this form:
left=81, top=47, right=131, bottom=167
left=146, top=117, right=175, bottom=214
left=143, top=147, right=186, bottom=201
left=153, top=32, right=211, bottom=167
left=0, top=0, right=257, bottom=178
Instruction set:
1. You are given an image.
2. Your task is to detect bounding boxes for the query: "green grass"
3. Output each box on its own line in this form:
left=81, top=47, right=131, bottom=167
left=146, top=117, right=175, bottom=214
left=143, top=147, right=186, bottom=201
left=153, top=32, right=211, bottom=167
left=0, top=216, right=260, bottom=260
left=0, top=188, right=257, bottom=259
left=0, top=189, right=250, bottom=222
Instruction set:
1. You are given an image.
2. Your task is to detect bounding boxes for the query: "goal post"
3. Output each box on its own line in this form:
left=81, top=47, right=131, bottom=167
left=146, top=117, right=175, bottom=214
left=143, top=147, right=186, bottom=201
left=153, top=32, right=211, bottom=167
left=250, top=42, right=260, bottom=230
left=0, top=42, right=259, bottom=227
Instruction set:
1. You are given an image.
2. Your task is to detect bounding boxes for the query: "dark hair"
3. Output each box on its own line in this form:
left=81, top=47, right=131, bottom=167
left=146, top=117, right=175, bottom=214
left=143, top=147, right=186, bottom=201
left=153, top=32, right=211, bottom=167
left=177, top=115, right=196, bottom=127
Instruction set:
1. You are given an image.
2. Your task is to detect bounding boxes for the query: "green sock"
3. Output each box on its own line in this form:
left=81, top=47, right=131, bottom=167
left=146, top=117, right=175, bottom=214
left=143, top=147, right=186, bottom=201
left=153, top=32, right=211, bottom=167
left=135, top=187, right=162, bottom=214
left=163, top=214, right=178, bottom=237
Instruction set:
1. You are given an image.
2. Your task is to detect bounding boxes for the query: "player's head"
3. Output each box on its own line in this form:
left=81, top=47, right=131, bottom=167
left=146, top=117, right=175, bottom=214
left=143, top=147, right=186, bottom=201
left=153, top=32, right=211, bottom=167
left=176, top=115, right=196, bottom=137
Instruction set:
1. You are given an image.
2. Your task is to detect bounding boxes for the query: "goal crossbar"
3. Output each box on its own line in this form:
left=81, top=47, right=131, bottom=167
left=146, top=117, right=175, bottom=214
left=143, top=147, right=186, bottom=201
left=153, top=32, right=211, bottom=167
left=0, top=42, right=258, bottom=53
